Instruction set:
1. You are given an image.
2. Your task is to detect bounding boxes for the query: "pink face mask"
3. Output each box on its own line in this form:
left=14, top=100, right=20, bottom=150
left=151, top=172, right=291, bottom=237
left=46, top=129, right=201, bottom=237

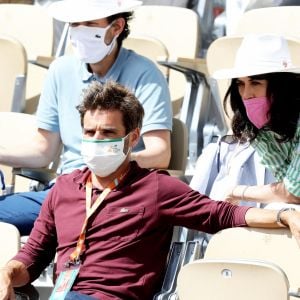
left=243, top=96, right=271, bottom=129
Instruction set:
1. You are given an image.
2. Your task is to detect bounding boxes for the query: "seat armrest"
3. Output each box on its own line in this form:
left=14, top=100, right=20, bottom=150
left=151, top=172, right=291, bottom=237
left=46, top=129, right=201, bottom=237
left=12, top=167, right=57, bottom=185
left=28, top=56, right=55, bottom=69
left=158, top=56, right=209, bottom=78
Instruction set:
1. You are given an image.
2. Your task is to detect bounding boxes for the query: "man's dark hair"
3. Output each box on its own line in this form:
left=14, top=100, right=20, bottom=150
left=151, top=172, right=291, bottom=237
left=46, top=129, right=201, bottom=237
left=107, top=12, right=133, bottom=47
left=77, top=80, right=144, bottom=134
left=224, top=72, right=300, bottom=142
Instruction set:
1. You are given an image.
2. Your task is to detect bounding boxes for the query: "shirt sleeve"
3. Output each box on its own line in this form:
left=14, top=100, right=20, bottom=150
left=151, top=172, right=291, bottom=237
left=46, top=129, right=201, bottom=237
left=36, top=60, right=60, bottom=132
left=13, top=188, right=58, bottom=282
left=284, top=134, right=300, bottom=197
left=254, top=123, right=300, bottom=197
left=156, top=172, right=250, bottom=234
left=133, top=60, right=173, bottom=135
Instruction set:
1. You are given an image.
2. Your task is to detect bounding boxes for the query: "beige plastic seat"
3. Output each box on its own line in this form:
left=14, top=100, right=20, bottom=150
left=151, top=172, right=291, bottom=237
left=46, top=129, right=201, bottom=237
left=129, top=5, right=228, bottom=171
left=123, top=35, right=169, bottom=79
left=234, top=6, right=300, bottom=39
left=0, top=3, right=54, bottom=113
left=0, top=4, right=53, bottom=61
left=168, top=118, right=188, bottom=177
left=206, top=35, right=300, bottom=124
left=204, top=227, right=300, bottom=299
left=0, top=34, right=27, bottom=112
left=0, top=112, right=61, bottom=194
left=0, top=222, right=20, bottom=267
left=177, top=258, right=289, bottom=300
left=129, top=5, right=201, bottom=116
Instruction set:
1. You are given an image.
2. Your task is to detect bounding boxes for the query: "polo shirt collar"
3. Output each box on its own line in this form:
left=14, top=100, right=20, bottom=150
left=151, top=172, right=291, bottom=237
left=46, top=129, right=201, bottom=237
left=74, top=167, right=91, bottom=189
left=79, top=47, right=126, bottom=83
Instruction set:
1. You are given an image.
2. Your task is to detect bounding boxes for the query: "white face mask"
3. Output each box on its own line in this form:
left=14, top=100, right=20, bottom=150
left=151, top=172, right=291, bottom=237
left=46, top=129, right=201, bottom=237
left=69, top=24, right=117, bottom=64
left=81, top=134, right=129, bottom=177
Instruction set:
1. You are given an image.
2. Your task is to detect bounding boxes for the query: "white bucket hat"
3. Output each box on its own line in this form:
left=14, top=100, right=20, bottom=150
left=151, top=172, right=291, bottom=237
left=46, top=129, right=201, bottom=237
left=47, top=0, right=142, bottom=23
left=213, top=34, right=300, bottom=79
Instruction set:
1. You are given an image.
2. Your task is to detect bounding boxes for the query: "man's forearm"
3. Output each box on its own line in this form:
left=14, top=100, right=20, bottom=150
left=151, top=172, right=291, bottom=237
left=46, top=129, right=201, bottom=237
left=245, top=207, right=300, bottom=247
left=245, top=207, right=282, bottom=228
left=131, top=149, right=170, bottom=169
left=0, top=147, right=47, bottom=168
left=132, top=130, right=171, bottom=169
left=0, top=129, right=61, bottom=168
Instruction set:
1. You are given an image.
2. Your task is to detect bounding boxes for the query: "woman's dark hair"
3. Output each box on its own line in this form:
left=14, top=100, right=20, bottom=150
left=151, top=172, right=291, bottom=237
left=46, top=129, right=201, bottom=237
left=224, top=72, right=300, bottom=142
left=107, top=12, right=133, bottom=48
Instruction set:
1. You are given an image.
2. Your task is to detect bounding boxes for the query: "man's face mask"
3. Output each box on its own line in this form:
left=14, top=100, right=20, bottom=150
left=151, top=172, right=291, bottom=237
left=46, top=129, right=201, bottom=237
left=69, top=23, right=117, bottom=64
left=243, top=96, right=271, bottom=129
left=81, top=134, right=130, bottom=177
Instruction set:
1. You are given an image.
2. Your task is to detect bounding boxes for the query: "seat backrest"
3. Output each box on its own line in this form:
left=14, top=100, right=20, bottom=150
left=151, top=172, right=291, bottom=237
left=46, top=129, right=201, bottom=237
left=123, top=35, right=169, bottom=78
left=204, top=227, right=300, bottom=299
left=0, top=34, right=27, bottom=112
left=0, top=222, right=20, bottom=267
left=177, top=258, right=289, bottom=300
left=206, top=36, right=241, bottom=118
left=206, top=35, right=300, bottom=123
left=0, top=3, right=54, bottom=113
left=130, top=5, right=200, bottom=59
left=129, top=5, right=201, bottom=113
left=234, top=6, right=300, bottom=39
left=168, top=118, right=188, bottom=175
left=0, top=4, right=54, bottom=60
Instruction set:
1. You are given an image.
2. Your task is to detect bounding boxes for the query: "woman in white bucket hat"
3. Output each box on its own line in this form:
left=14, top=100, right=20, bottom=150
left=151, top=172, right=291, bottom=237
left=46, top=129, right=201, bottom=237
left=213, top=34, right=300, bottom=206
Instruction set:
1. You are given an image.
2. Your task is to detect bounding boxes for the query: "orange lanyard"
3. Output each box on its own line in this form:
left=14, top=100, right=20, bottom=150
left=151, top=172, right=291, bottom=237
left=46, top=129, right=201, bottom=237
left=67, top=169, right=129, bottom=266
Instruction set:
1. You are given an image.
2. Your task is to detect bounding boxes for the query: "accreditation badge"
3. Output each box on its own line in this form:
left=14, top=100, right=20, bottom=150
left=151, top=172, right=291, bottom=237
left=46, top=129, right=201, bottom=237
left=49, top=265, right=80, bottom=300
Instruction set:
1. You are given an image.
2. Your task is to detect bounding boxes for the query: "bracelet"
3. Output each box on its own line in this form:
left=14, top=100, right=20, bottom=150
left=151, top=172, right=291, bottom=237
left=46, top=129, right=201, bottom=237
left=230, top=186, right=237, bottom=197
left=241, top=185, right=249, bottom=201
left=276, top=207, right=296, bottom=227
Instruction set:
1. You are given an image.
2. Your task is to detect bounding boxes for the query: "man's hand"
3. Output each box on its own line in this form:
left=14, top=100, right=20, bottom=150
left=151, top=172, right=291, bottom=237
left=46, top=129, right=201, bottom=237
left=280, top=210, right=300, bottom=248
left=0, top=260, right=30, bottom=300
left=0, top=268, right=15, bottom=300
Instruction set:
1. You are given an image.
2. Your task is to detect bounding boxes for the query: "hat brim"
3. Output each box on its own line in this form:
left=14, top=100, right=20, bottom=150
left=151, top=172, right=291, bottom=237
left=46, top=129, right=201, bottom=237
left=213, top=66, right=300, bottom=79
left=47, top=0, right=142, bottom=23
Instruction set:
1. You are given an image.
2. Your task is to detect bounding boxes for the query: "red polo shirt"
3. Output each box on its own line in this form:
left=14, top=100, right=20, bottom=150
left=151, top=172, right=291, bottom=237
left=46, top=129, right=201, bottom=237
left=14, top=162, right=249, bottom=299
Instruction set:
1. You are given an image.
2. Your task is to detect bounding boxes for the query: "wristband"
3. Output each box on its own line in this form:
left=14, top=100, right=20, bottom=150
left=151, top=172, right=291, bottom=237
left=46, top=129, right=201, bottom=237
left=276, top=207, right=296, bottom=227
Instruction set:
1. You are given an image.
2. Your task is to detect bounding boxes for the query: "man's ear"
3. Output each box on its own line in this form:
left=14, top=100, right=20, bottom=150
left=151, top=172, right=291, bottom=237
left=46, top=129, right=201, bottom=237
left=130, top=128, right=140, bottom=148
left=111, top=17, right=125, bottom=37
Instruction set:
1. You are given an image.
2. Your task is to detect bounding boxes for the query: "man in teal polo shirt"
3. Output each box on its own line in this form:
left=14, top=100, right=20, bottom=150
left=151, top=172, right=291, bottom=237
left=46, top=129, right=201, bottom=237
left=0, top=0, right=172, bottom=235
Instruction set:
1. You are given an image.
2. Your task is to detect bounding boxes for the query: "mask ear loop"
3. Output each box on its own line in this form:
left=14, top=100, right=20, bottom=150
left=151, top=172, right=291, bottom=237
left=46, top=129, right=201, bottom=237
left=122, top=133, right=131, bottom=156
left=105, top=21, right=120, bottom=55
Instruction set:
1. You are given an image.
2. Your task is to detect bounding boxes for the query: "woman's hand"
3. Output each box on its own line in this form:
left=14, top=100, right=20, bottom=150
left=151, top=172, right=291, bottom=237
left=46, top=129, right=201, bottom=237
left=223, top=185, right=249, bottom=205
left=224, top=191, right=240, bottom=205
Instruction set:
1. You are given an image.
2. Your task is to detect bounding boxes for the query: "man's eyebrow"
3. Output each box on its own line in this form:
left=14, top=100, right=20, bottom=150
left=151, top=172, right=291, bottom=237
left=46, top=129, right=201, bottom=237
left=100, top=126, right=118, bottom=131
left=101, top=129, right=118, bottom=133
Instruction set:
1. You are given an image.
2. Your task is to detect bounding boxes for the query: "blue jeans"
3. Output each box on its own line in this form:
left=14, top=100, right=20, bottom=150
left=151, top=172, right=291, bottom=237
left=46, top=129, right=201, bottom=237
left=0, top=187, right=52, bottom=235
left=65, top=291, right=98, bottom=299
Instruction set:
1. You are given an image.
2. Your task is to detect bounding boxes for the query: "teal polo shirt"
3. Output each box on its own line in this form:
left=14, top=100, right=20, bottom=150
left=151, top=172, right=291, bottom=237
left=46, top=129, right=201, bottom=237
left=36, top=48, right=172, bottom=174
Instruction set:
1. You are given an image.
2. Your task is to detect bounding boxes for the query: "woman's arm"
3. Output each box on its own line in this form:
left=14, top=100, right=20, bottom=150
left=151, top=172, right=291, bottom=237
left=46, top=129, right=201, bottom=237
left=227, top=182, right=300, bottom=204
